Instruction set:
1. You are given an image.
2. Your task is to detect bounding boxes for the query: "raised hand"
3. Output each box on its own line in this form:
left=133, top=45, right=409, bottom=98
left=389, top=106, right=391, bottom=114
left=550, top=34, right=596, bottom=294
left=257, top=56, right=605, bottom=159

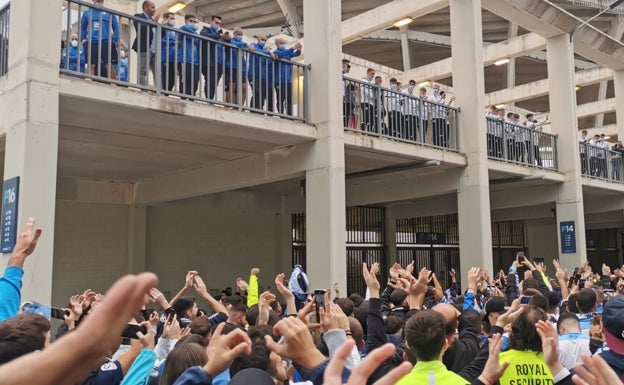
left=185, top=271, right=198, bottom=290
left=9, top=218, right=43, bottom=265
left=478, top=334, right=510, bottom=385
left=69, top=295, right=83, bottom=319
left=193, top=275, right=209, bottom=296
left=204, top=323, right=252, bottom=377
left=362, top=262, right=380, bottom=297
left=264, top=317, right=326, bottom=370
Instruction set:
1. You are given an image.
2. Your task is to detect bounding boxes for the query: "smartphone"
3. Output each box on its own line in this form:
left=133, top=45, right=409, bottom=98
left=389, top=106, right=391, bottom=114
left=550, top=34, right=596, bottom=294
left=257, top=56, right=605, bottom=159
left=579, top=279, right=586, bottom=289
left=121, top=324, right=147, bottom=339
left=50, top=307, right=70, bottom=320
left=521, top=295, right=532, bottom=304
left=517, top=255, right=525, bottom=263
left=314, top=289, right=326, bottom=322
left=603, top=289, right=615, bottom=302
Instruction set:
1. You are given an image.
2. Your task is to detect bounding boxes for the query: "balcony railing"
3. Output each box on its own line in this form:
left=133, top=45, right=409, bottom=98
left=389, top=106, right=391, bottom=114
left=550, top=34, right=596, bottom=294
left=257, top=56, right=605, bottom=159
left=0, top=3, right=9, bottom=77
left=343, top=77, right=460, bottom=151
left=60, top=0, right=308, bottom=121
left=579, top=142, right=624, bottom=183
left=486, top=117, right=558, bottom=170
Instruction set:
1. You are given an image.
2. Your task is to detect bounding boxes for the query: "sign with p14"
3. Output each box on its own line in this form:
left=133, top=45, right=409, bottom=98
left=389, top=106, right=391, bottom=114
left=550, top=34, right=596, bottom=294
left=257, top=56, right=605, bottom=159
left=560, top=220, right=576, bottom=254
left=1, top=177, right=20, bottom=253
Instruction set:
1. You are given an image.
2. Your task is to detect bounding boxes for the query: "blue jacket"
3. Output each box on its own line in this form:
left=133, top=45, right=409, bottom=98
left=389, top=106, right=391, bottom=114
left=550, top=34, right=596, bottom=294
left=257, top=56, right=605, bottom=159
left=120, top=349, right=156, bottom=385
left=224, top=37, right=248, bottom=72
left=247, top=42, right=273, bottom=81
left=199, top=25, right=223, bottom=67
left=115, top=58, right=128, bottom=82
left=272, top=46, right=301, bottom=84
left=80, top=8, right=119, bottom=43
left=161, top=29, right=177, bottom=63
left=60, top=46, right=86, bottom=73
left=177, top=25, right=199, bottom=66
left=0, top=266, right=23, bottom=322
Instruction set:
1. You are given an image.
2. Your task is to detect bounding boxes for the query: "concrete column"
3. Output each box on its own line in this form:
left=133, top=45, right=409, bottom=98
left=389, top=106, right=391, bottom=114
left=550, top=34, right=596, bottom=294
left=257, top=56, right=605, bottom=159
left=399, top=25, right=412, bottom=71
left=450, top=0, right=494, bottom=284
left=126, top=205, right=147, bottom=273
left=303, top=0, right=346, bottom=291
left=547, top=34, right=587, bottom=270
left=614, top=70, right=624, bottom=141
left=0, top=0, right=61, bottom=304
left=506, top=23, right=518, bottom=95
left=594, top=81, right=608, bottom=128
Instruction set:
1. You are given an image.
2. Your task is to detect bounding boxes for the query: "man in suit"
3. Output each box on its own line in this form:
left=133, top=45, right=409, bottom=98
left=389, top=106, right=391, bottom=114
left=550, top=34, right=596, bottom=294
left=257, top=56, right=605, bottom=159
left=132, top=1, right=157, bottom=86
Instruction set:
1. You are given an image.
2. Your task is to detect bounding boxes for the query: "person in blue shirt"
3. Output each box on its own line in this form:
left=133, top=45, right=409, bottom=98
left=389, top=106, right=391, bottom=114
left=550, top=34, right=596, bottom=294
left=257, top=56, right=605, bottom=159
left=272, top=38, right=302, bottom=116
left=0, top=218, right=42, bottom=322
left=223, top=27, right=254, bottom=106
left=114, top=49, right=128, bottom=82
left=60, top=33, right=86, bottom=75
left=177, top=14, right=200, bottom=97
left=248, top=35, right=274, bottom=112
left=80, top=0, right=119, bottom=79
left=199, top=15, right=225, bottom=100
left=161, top=12, right=178, bottom=91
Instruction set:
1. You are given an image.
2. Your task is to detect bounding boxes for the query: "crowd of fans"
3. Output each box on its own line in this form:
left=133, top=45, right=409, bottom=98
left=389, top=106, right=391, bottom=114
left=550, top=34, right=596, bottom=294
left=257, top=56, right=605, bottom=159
left=2, top=218, right=624, bottom=385
left=60, top=0, right=303, bottom=116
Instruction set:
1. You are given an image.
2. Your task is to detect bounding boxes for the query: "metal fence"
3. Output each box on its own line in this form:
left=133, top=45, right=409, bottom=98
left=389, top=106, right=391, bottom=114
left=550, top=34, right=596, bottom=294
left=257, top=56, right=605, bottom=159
left=486, top=117, right=558, bottom=170
left=343, top=77, right=460, bottom=151
left=0, top=3, right=9, bottom=77
left=60, top=0, right=308, bottom=120
left=579, top=142, right=624, bottom=183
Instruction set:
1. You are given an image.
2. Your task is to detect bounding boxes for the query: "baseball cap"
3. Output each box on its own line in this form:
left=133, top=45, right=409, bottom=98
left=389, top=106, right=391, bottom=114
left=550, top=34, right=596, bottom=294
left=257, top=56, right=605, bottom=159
left=229, top=368, right=275, bottom=385
left=602, top=296, right=624, bottom=355
left=483, top=296, right=508, bottom=320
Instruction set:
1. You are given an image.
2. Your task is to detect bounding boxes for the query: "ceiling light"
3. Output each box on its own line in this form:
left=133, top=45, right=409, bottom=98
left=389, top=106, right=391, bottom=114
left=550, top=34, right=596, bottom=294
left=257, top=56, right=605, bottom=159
left=495, top=103, right=506, bottom=109
left=417, top=80, right=432, bottom=87
left=167, top=1, right=186, bottom=13
left=575, top=86, right=581, bottom=91
left=494, top=58, right=510, bottom=66
left=393, top=17, right=413, bottom=28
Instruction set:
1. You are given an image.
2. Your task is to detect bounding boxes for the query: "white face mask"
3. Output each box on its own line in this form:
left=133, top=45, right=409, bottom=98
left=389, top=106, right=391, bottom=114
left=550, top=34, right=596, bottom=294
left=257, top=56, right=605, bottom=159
left=120, top=50, right=126, bottom=58
left=168, top=19, right=175, bottom=27
left=71, top=40, right=78, bottom=48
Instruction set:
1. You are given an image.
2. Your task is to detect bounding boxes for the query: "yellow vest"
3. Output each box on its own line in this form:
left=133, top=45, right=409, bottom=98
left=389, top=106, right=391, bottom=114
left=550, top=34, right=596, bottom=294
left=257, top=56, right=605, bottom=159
left=396, top=360, right=469, bottom=385
left=499, top=349, right=553, bottom=385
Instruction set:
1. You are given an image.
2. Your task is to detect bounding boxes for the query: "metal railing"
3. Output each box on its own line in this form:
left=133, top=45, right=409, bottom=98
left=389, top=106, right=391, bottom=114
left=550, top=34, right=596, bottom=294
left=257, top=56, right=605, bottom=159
left=579, top=142, right=624, bottom=183
left=343, top=77, right=460, bottom=151
left=0, top=3, right=9, bottom=77
left=60, top=0, right=308, bottom=121
left=486, top=117, right=558, bottom=170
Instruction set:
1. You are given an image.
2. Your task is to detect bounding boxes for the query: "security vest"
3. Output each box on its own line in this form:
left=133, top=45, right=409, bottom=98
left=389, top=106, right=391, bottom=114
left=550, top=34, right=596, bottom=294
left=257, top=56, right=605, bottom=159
left=499, top=349, right=554, bottom=385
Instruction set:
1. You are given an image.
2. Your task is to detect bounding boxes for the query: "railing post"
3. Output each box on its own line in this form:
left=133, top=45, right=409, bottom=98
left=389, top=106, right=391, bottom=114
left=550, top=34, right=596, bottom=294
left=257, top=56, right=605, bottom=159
left=237, top=45, right=242, bottom=110
left=304, top=65, right=309, bottom=122
left=376, top=83, right=382, bottom=137
left=155, top=23, right=162, bottom=94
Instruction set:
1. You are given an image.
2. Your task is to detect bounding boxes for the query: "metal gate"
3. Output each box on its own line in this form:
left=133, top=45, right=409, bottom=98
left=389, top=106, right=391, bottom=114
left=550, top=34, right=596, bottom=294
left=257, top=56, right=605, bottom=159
left=291, top=206, right=387, bottom=296
left=586, top=228, right=621, bottom=273
left=492, top=220, right=526, bottom=273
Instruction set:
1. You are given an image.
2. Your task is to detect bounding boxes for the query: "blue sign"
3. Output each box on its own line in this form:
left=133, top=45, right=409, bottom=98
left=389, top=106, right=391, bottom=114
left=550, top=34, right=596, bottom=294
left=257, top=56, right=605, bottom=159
left=560, top=220, right=576, bottom=254
left=1, top=177, right=20, bottom=253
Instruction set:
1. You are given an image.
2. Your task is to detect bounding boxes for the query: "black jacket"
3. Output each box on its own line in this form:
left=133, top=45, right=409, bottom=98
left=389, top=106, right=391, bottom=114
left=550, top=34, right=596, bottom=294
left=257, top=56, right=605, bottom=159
left=132, top=13, right=154, bottom=53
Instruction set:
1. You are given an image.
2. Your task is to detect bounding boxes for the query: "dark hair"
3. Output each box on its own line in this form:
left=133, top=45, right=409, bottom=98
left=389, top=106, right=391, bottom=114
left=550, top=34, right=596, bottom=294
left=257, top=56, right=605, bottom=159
left=172, top=296, right=196, bottom=319
left=576, top=288, right=597, bottom=314
left=508, top=306, right=546, bottom=351
left=333, top=298, right=355, bottom=316
left=229, top=339, right=271, bottom=378
left=522, top=278, right=540, bottom=292
left=349, top=293, right=364, bottom=308
left=348, top=317, right=364, bottom=349
left=462, top=309, right=482, bottom=334
left=189, top=316, right=212, bottom=340
left=211, top=15, right=222, bottom=21
left=0, top=314, right=51, bottom=365
left=247, top=325, right=277, bottom=343
left=385, top=315, right=405, bottom=334
left=245, top=305, right=279, bottom=326
left=142, top=1, right=152, bottom=10
left=159, top=343, right=207, bottom=385
left=557, top=312, right=581, bottom=334
left=342, top=59, right=350, bottom=64
left=163, top=12, right=174, bottom=19
left=353, top=301, right=369, bottom=336
left=567, top=293, right=580, bottom=313
left=404, top=310, right=446, bottom=362
left=390, top=289, right=408, bottom=307
left=184, top=14, right=196, bottom=21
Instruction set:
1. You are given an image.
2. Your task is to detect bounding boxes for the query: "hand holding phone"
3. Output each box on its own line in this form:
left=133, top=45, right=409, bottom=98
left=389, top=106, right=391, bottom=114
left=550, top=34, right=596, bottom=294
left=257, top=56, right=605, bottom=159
left=121, top=324, right=147, bottom=339
left=313, top=289, right=326, bottom=322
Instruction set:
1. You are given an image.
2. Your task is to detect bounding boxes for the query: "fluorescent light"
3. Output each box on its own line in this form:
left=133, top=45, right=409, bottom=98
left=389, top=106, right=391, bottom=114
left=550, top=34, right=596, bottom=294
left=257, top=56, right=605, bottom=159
left=495, top=103, right=506, bottom=109
left=494, top=58, right=510, bottom=66
left=417, top=80, right=432, bottom=87
left=167, top=1, right=186, bottom=13
left=575, top=86, right=581, bottom=91
left=393, top=17, right=413, bottom=28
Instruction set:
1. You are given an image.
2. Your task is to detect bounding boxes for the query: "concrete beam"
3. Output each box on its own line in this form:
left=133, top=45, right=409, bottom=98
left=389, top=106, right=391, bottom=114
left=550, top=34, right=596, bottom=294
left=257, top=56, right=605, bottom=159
left=485, top=67, right=613, bottom=106
left=56, top=177, right=135, bottom=204
left=276, top=0, right=302, bottom=37
left=577, top=98, right=615, bottom=119
left=341, top=0, right=449, bottom=45
left=402, top=32, right=546, bottom=83
left=135, top=143, right=316, bottom=204
left=584, top=196, right=624, bottom=214
left=582, top=124, right=617, bottom=138
left=490, top=184, right=558, bottom=210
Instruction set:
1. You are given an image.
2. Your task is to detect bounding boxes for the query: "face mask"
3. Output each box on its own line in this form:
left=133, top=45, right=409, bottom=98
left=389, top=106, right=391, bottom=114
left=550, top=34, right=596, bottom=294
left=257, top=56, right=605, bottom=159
left=408, top=85, right=414, bottom=92
left=433, top=89, right=439, bottom=95
left=258, top=41, right=265, bottom=48
left=390, top=84, right=397, bottom=90
left=168, top=20, right=175, bottom=27
left=233, top=35, right=242, bottom=42
left=189, top=22, right=198, bottom=30
left=120, top=50, right=126, bottom=57
left=71, top=40, right=78, bottom=48
left=211, top=24, right=219, bottom=31
left=278, top=44, right=286, bottom=49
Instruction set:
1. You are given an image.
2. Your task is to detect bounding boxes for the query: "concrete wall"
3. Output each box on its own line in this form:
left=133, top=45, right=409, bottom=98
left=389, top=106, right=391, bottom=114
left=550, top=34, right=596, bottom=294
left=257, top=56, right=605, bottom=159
left=145, top=201, right=286, bottom=308
left=52, top=201, right=129, bottom=307
left=525, top=218, right=558, bottom=265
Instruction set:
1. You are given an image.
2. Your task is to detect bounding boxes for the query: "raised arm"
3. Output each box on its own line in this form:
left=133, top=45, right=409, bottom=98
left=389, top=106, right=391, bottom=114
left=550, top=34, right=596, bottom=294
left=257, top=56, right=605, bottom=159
left=193, top=274, right=227, bottom=315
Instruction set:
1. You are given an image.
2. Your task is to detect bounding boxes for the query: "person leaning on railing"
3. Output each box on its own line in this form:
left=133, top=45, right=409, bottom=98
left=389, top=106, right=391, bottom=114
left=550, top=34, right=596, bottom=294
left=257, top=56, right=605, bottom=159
left=176, top=15, right=201, bottom=97
left=80, top=0, right=119, bottom=80
left=524, top=113, right=548, bottom=167
left=160, top=12, right=177, bottom=92
left=272, top=38, right=302, bottom=116
left=611, top=141, right=624, bottom=181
